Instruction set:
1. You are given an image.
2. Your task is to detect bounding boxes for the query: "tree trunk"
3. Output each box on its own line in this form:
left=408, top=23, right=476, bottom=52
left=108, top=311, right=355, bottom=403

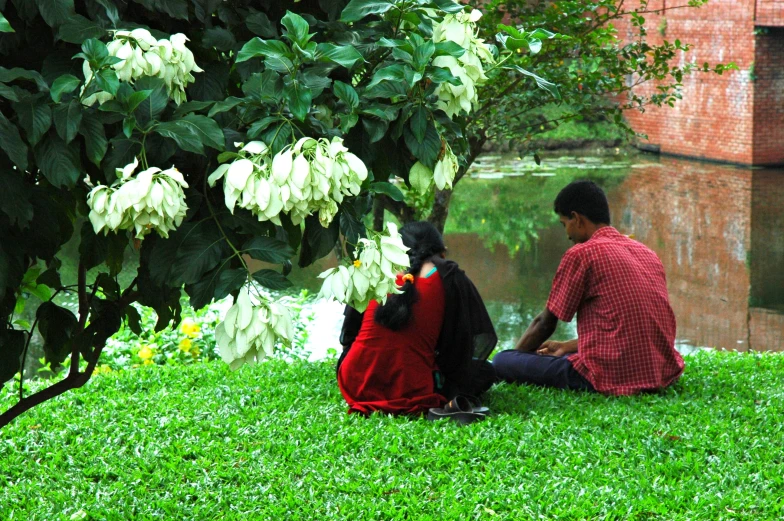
left=428, top=188, right=453, bottom=234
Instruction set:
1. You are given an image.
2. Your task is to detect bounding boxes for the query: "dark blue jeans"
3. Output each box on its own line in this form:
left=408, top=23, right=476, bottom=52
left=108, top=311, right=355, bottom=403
left=492, top=350, right=595, bottom=391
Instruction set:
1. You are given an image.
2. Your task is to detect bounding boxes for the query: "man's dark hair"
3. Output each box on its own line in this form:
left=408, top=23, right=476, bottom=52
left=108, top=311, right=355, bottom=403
left=553, top=180, right=611, bottom=225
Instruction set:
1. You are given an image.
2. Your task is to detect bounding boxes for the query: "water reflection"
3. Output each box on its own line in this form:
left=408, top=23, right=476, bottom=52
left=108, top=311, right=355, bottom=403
left=447, top=154, right=784, bottom=353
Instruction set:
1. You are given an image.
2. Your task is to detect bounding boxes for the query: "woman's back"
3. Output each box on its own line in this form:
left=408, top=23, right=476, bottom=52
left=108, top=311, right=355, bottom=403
left=337, top=271, right=446, bottom=415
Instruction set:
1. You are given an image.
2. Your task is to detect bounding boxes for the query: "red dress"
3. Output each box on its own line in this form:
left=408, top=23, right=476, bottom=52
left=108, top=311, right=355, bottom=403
left=337, top=272, right=447, bottom=415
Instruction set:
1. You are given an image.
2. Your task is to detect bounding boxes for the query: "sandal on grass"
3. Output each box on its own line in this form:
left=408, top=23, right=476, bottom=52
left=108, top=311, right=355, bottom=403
left=427, top=396, right=486, bottom=425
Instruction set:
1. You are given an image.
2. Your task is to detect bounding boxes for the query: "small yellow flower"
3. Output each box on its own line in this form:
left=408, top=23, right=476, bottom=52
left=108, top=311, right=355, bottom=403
left=94, top=364, right=112, bottom=375
left=143, top=359, right=153, bottom=366
left=481, top=218, right=486, bottom=224
left=178, top=338, right=193, bottom=353
left=353, top=259, right=361, bottom=268
left=138, top=344, right=154, bottom=360
left=180, top=318, right=200, bottom=338
left=191, top=345, right=201, bottom=357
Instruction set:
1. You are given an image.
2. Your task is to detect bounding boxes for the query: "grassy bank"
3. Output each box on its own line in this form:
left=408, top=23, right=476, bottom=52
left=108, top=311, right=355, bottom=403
left=486, top=104, right=629, bottom=152
left=2, top=352, right=783, bottom=520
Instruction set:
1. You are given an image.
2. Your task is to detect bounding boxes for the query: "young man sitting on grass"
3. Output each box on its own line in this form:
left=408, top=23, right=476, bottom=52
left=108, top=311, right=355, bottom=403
left=493, top=180, right=684, bottom=396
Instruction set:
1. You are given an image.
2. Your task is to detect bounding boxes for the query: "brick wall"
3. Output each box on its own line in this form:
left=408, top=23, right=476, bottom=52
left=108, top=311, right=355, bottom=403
left=756, top=0, right=784, bottom=26
left=752, top=28, right=784, bottom=165
left=617, top=1, right=784, bottom=165
left=618, top=0, right=759, bottom=164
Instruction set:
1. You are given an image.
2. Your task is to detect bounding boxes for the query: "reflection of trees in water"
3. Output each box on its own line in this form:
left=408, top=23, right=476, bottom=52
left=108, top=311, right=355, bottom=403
left=446, top=162, right=627, bottom=254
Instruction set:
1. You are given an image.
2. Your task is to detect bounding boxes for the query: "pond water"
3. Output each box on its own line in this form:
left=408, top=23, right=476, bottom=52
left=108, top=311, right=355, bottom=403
left=290, top=152, right=784, bottom=359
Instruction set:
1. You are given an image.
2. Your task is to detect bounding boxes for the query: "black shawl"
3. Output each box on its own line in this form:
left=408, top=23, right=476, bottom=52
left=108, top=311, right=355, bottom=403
left=337, top=258, right=497, bottom=395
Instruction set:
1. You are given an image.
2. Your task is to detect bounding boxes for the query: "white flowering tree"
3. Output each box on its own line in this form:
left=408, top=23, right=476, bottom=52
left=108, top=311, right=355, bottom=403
left=0, top=0, right=560, bottom=425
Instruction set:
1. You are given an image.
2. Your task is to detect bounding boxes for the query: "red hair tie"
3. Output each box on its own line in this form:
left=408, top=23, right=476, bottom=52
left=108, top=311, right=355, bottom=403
left=402, top=273, right=415, bottom=283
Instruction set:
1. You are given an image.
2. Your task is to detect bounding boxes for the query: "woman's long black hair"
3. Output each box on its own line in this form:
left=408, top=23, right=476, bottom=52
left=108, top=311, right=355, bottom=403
left=374, top=221, right=446, bottom=331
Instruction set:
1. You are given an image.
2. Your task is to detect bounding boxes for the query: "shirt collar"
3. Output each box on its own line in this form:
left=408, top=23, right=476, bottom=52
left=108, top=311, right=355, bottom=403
left=589, top=226, right=620, bottom=241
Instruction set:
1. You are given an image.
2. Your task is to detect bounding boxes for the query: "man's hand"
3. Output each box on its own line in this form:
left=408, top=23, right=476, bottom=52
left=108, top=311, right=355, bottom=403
left=536, top=339, right=578, bottom=357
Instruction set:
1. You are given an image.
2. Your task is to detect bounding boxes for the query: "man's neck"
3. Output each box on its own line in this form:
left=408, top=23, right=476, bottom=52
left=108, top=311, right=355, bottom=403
left=584, top=223, right=610, bottom=241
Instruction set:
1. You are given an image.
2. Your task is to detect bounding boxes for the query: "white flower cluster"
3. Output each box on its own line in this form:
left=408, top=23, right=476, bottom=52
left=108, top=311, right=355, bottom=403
left=215, top=286, right=294, bottom=370
left=408, top=141, right=459, bottom=193
left=86, top=158, right=188, bottom=239
left=432, top=9, right=495, bottom=118
left=83, top=28, right=202, bottom=106
left=318, top=222, right=411, bottom=312
left=208, top=137, right=368, bottom=228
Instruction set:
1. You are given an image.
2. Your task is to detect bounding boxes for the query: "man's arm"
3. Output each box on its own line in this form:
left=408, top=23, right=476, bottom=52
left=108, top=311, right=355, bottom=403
left=514, top=307, right=559, bottom=352
left=537, top=338, right=578, bottom=357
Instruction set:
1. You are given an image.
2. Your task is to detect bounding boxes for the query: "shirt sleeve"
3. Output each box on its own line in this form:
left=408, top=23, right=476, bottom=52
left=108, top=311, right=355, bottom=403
left=546, top=248, right=589, bottom=322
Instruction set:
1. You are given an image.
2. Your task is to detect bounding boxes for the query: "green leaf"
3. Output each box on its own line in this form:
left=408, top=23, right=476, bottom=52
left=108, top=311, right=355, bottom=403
left=362, top=117, right=388, bottom=144
left=334, top=81, right=359, bottom=109
left=164, top=221, right=225, bottom=286
left=403, top=121, right=440, bottom=169
left=202, top=27, right=236, bottom=51
left=79, top=112, right=107, bottom=166
left=510, top=65, right=561, bottom=100
left=242, top=236, right=295, bottom=264
left=246, top=9, right=277, bottom=38
left=37, top=0, right=76, bottom=28
left=426, top=66, right=463, bottom=86
left=340, top=0, right=394, bottom=22
left=177, top=114, right=225, bottom=150
left=35, top=134, right=81, bottom=188
left=125, top=90, right=152, bottom=113
left=0, top=169, right=33, bottom=228
left=36, top=302, right=78, bottom=367
left=208, top=97, right=244, bottom=117
left=155, top=121, right=204, bottom=154
left=236, top=38, right=293, bottom=64
left=78, top=221, right=127, bottom=273
left=0, top=66, right=48, bottom=91
left=0, top=11, right=15, bottom=32
left=364, top=81, right=407, bottom=100
left=409, top=105, right=427, bottom=144
left=261, top=122, right=292, bottom=155
left=122, top=115, right=135, bottom=138
left=132, top=78, right=167, bottom=124
left=95, top=69, right=119, bottom=96
left=247, top=116, right=280, bottom=139
left=0, top=83, right=20, bottom=102
left=0, top=329, right=25, bottom=384
left=13, top=95, right=51, bottom=147
left=287, top=85, right=312, bottom=122
left=298, top=214, right=339, bottom=267
left=50, top=74, right=80, bottom=102
left=434, top=41, right=466, bottom=58
left=52, top=99, right=82, bottom=144
left=369, top=181, right=405, bottom=201
left=432, top=0, right=465, bottom=13
left=367, top=64, right=405, bottom=89
left=0, top=111, right=29, bottom=170
left=408, top=161, right=432, bottom=194
left=172, top=100, right=214, bottom=118
left=281, top=11, right=311, bottom=48
left=57, top=14, right=105, bottom=44
left=252, top=269, right=292, bottom=291
left=413, top=41, right=435, bottom=71
left=215, top=268, right=247, bottom=299
left=316, top=43, right=364, bottom=69
left=124, top=305, right=142, bottom=335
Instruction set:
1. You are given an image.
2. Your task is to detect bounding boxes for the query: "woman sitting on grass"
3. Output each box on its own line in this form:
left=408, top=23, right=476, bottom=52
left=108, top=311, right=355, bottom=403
left=337, top=221, right=497, bottom=416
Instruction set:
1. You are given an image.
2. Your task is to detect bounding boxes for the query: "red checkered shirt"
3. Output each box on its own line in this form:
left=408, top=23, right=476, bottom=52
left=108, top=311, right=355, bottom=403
left=546, top=226, right=684, bottom=395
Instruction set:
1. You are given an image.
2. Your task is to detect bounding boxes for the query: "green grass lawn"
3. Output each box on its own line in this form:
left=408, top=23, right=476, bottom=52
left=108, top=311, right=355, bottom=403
left=2, top=352, right=783, bottom=520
